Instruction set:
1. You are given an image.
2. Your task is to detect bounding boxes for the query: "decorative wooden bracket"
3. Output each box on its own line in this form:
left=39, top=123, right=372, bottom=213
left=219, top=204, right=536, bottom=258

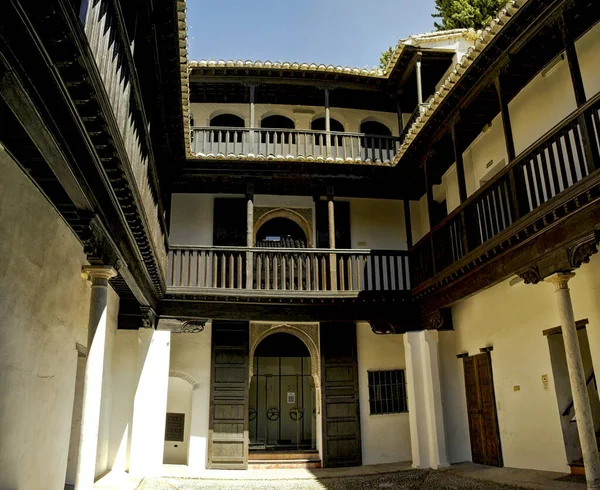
left=157, top=316, right=207, bottom=333
left=567, top=233, right=598, bottom=269
left=422, top=308, right=453, bottom=330
left=140, top=306, right=157, bottom=329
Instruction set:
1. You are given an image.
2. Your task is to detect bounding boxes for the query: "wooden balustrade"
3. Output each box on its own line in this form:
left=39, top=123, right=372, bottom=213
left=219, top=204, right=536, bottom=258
left=191, top=127, right=401, bottom=165
left=82, top=0, right=168, bottom=277
left=412, top=91, right=600, bottom=287
left=167, top=246, right=410, bottom=294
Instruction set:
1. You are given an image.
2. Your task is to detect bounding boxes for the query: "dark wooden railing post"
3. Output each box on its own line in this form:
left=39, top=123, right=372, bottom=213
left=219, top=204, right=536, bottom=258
left=560, top=15, right=599, bottom=172
left=451, top=119, right=470, bottom=255
left=403, top=199, right=413, bottom=249
left=494, top=73, right=524, bottom=221
left=424, top=159, right=438, bottom=276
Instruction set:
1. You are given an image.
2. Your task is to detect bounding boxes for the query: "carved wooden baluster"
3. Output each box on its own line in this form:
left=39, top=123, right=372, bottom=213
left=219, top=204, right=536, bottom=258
left=212, top=253, right=218, bottom=288
left=188, top=250, right=193, bottom=287
left=355, top=256, right=361, bottom=291
left=197, top=250, right=204, bottom=288
left=321, top=256, right=327, bottom=290
left=347, top=255, right=353, bottom=290
left=273, top=255, right=278, bottom=290
left=298, top=255, right=303, bottom=291
left=290, top=256, right=295, bottom=290
left=256, top=254, right=262, bottom=289
left=265, top=254, right=270, bottom=290
left=338, top=256, right=345, bottom=291
left=281, top=256, right=287, bottom=291
left=237, top=254, right=242, bottom=289
left=179, top=250, right=185, bottom=287
left=306, top=256, right=311, bottom=291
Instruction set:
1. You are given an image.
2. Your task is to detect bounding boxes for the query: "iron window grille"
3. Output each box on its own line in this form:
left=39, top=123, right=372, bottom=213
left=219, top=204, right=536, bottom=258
left=165, top=413, right=185, bottom=442
left=368, top=369, right=408, bottom=415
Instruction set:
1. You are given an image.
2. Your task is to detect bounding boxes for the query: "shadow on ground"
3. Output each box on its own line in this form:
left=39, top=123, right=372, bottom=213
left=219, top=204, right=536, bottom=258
left=135, top=469, right=525, bottom=490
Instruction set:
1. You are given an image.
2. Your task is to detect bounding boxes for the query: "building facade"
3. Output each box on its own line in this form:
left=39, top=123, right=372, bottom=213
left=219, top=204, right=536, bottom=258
left=1, top=0, right=600, bottom=489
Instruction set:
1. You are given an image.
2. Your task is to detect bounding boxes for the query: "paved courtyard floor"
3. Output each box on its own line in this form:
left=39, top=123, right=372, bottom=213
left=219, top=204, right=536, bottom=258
left=94, top=463, right=585, bottom=490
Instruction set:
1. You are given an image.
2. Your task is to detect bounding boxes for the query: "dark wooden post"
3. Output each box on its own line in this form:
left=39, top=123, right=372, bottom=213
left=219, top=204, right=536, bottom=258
left=494, top=74, right=522, bottom=221
left=327, top=186, right=337, bottom=290
left=450, top=120, right=468, bottom=204
left=396, top=95, right=404, bottom=137
left=560, top=15, right=599, bottom=172
left=424, top=159, right=437, bottom=275
left=403, top=199, right=413, bottom=249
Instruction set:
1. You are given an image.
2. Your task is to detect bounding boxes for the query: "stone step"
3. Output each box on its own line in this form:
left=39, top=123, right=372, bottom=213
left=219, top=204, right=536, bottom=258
left=249, top=450, right=319, bottom=461
left=249, top=459, right=321, bottom=470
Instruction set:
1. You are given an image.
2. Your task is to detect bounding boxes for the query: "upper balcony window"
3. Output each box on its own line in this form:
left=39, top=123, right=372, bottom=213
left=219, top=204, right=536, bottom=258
left=261, top=115, right=295, bottom=144
left=312, top=117, right=344, bottom=146
left=360, top=121, right=391, bottom=137
left=210, top=114, right=244, bottom=142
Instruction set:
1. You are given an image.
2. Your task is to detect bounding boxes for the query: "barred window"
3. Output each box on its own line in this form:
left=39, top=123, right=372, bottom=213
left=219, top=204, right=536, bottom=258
left=368, top=370, right=408, bottom=415
left=165, top=413, right=185, bottom=441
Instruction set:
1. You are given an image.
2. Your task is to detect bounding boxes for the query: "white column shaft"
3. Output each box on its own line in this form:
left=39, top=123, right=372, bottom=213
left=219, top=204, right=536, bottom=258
left=246, top=195, right=254, bottom=289
left=416, top=55, right=423, bottom=106
left=75, top=267, right=116, bottom=490
left=549, top=273, right=600, bottom=489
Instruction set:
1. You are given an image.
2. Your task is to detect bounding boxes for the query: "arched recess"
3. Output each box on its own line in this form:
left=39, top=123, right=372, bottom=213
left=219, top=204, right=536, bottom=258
left=209, top=111, right=246, bottom=126
left=311, top=117, right=344, bottom=132
left=169, top=370, right=200, bottom=390
left=249, top=322, right=321, bottom=413
left=360, top=120, right=391, bottom=136
left=210, top=113, right=244, bottom=142
left=261, top=115, right=295, bottom=144
left=254, top=208, right=313, bottom=248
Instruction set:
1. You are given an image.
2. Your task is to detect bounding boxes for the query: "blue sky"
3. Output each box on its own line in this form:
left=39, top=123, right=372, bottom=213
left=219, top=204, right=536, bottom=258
left=186, top=0, right=438, bottom=68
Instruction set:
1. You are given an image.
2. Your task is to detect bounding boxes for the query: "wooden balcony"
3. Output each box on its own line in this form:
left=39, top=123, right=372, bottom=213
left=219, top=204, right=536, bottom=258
left=167, top=246, right=410, bottom=297
left=191, top=127, right=401, bottom=165
left=412, top=91, right=600, bottom=290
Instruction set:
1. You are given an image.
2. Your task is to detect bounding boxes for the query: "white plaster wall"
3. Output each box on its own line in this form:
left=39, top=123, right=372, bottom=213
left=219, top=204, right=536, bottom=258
left=191, top=103, right=399, bottom=136
left=164, top=377, right=193, bottom=464
left=349, top=199, right=406, bottom=250
left=577, top=21, right=600, bottom=101
left=107, top=330, right=138, bottom=471
left=410, top=195, right=430, bottom=244
left=169, top=324, right=213, bottom=470
left=356, top=323, right=412, bottom=465
left=170, top=193, right=407, bottom=251
left=0, top=147, right=91, bottom=490
left=440, top=254, right=600, bottom=472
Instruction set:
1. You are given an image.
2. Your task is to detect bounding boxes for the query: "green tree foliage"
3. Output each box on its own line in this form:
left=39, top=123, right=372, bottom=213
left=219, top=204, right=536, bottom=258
left=379, top=46, right=394, bottom=70
left=432, top=0, right=506, bottom=30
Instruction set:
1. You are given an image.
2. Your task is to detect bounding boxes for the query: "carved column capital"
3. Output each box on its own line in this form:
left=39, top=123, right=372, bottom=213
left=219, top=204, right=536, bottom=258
left=545, top=271, right=576, bottom=291
left=82, top=265, right=117, bottom=286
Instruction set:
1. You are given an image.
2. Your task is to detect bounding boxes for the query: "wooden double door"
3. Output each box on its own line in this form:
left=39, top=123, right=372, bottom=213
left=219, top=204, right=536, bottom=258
left=463, top=352, right=503, bottom=467
left=207, top=321, right=362, bottom=469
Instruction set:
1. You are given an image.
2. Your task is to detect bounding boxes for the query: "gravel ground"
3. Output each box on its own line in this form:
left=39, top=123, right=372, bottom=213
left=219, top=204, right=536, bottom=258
left=136, top=469, right=524, bottom=490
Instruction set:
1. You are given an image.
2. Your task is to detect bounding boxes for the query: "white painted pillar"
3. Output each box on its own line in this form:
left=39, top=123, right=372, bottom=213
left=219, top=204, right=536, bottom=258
left=324, top=88, right=332, bottom=158
left=246, top=186, right=254, bottom=289
left=416, top=53, right=423, bottom=108
left=547, top=272, right=600, bottom=489
left=404, top=330, right=449, bottom=469
left=75, top=266, right=117, bottom=490
left=248, top=84, right=256, bottom=156
left=129, top=327, right=171, bottom=476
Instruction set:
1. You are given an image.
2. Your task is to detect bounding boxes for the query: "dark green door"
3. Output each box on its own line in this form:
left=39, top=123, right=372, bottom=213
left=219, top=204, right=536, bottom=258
left=320, top=322, right=362, bottom=467
left=207, top=321, right=249, bottom=469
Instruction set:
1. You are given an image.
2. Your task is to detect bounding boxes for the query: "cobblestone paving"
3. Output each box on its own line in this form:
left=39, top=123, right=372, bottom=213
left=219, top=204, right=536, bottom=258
left=136, top=469, right=524, bottom=490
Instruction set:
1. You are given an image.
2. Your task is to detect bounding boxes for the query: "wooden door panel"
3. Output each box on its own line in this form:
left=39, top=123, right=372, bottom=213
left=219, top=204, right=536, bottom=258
left=463, top=353, right=502, bottom=467
left=207, top=321, right=249, bottom=469
left=321, top=322, right=362, bottom=468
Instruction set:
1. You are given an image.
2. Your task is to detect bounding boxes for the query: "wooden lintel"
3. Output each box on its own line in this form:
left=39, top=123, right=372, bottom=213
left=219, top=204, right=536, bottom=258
left=542, top=319, right=589, bottom=337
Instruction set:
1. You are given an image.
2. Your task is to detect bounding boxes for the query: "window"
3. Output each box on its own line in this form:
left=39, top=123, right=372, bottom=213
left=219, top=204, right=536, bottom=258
left=165, top=413, right=185, bottom=441
left=368, top=370, right=407, bottom=415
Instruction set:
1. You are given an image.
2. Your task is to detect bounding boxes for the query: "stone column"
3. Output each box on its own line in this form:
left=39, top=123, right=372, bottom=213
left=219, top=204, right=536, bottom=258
left=416, top=52, right=423, bottom=108
left=547, top=272, right=600, bottom=489
left=327, top=188, right=337, bottom=290
left=75, top=266, right=117, bottom=490
left=324, top=88, right=332, bottom=158
left=404, top=330, right=449, bottom=469
left=246, top=184, right=254, bottom=289
left=129, top=326, right=171, bottom=476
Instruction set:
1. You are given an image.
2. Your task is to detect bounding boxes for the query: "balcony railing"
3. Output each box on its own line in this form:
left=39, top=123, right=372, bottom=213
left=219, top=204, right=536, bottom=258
left=168, top=246, right=410, bottom=295
left=412, top=91, right=600, bottom=287
left=191, top=127, right=401, bottom=165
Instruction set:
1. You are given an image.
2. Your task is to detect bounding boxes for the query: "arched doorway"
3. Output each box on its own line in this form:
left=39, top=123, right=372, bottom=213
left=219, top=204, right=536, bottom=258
left=210, top=113, right=244, bottom=142
left=249, top=332, right=317, bottom=452
left=256, top=217, right=308, bottom=248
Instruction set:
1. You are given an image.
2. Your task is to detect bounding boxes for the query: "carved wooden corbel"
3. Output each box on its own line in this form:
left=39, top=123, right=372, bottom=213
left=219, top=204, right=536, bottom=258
left=140, top=306, right=157, bottom=329
left=422, top=308, right=453, bottom=330
left=519, top=265, right=541, bottom=285
left=157, top=316, right=207, bottom=333
left=567, top=233, right=598, bottom=269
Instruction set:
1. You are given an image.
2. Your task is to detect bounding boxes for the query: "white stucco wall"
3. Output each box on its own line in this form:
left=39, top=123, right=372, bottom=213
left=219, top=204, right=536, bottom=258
left=435, top=20, right=600, bottom=208
left=0, top=147, right=91, bottom=490
left=356, top=322, right=412, bottom=465
left=164, top=377, right=193, bottom=464
left=170, top=194, right=407, bottom=250
left=169, top=325, right=213, bottom=470
left=440, top=254, right=600, bottom=473
left=191, top=103, right=400, bottom=136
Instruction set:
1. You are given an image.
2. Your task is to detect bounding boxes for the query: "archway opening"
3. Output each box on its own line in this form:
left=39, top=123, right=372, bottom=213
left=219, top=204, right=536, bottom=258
left=210, top=113, right=244, bottom=142
left=261, top=115, right=295, bottom=144
left=249, top=332, right=316, bottom=452
left=256, top=217, right=307, bottom=248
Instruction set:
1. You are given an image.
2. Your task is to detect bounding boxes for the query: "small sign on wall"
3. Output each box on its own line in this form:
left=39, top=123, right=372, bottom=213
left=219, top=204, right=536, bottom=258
left=287, top=392, right=296, bottom=404
left=165, top=413, right=185, bottom=442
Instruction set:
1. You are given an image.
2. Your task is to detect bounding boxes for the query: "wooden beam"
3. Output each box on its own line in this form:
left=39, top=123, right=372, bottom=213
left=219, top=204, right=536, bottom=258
left=450, top=121, right=468, bottom=203
left=403, top=199, right=413, bottom=248
left=0, top=64, right=93, bottom=212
